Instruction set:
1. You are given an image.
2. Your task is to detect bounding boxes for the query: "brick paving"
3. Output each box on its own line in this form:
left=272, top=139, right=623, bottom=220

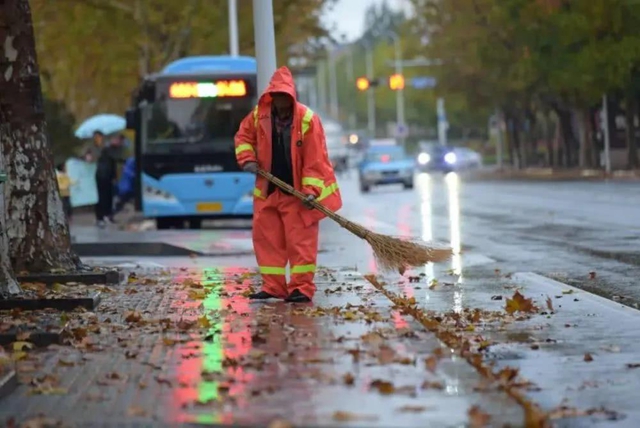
left=0, top=267, right=523, bottom=427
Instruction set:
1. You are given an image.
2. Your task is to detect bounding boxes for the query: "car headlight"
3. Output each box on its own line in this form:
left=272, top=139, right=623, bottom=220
left=417, top=152, right=430, bottom=165
left=444, top=152, right=457, bottom=164
left=143, top=185, right=177, bottom=202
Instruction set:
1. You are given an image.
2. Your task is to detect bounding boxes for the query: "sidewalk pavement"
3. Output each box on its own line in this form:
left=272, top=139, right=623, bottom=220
left=366, top=264, right=640, bottom=427
left=0, top=267, right=524, bottom=427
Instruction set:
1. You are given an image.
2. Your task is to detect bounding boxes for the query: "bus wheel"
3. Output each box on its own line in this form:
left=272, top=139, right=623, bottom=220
left=189, top=218, right=202, bottom=230
left=156, top=217, right=184, bottom=230
left=156, top=218, right=172, bottom=230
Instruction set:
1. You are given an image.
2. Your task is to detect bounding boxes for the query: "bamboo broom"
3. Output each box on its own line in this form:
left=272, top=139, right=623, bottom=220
left=257, top=169, right=452, bottom=272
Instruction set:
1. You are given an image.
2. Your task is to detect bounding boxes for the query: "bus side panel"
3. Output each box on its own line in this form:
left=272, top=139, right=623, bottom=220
left=141, top=172, right=254, bottom=217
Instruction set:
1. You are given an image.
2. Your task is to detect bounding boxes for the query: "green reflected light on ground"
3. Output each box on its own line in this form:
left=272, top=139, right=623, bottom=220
left=196, top=267, right=225, bottom=422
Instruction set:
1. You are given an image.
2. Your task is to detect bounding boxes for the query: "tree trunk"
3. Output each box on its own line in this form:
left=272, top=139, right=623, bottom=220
left=0, top=0, right=81, bottom=274
left=0, top=165, right=20, bottom=298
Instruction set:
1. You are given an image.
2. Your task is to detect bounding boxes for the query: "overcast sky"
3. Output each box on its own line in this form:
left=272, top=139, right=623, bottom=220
left=321, top=0, right=411, bottom=42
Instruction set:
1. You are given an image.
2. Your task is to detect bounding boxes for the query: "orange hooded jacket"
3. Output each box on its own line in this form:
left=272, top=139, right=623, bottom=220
left=234, top=66, right=342, bottom=227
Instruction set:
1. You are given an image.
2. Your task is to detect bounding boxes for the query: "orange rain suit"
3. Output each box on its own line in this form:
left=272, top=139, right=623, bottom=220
left=234, top=66, right=342, bottom=299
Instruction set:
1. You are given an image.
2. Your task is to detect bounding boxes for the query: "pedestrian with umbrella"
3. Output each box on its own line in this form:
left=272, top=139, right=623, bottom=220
left=76, top=114, right=126, bottom=228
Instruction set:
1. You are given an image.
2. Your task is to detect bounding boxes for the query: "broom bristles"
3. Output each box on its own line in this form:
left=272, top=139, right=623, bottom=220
left=341, top=219, right=453, bottom=272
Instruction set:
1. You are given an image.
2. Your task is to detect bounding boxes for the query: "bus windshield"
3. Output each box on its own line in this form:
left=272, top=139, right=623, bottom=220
left=144, top=97, right=253, bottom=152
left=143, top=77, right=257, bottom=153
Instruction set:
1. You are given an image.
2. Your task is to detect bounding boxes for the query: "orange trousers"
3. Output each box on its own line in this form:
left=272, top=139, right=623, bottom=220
left=252, top=190, right=319, bottom=299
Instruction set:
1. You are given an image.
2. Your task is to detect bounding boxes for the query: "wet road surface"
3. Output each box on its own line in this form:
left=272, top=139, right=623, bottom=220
left=13, top=172, right=640, bottom=426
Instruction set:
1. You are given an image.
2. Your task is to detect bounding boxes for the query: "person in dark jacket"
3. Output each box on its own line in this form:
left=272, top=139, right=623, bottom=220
left=85, top=131, right=118, bottom=228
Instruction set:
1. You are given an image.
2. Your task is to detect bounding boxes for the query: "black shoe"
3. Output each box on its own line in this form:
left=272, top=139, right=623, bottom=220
left=249, top=291, right=278, bottom=300
left=285, top=289, right=311, bottom=303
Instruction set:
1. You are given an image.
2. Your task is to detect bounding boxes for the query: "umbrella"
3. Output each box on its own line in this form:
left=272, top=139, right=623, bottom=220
left=75, top=114, right=126, bottom=139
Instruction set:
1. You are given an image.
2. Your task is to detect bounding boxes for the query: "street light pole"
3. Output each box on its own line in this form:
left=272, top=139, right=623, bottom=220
left=228, top=0, right=239, bottom=57
left=347, top=46, right=357, bottom=129
left=318, top=60, right=328, bottom=114
left=602, top=94, right=611, bottom=174
left=328, top=47, right=339, bottom=120
left=252, top=0, right=277, bottom=93
left=388, top=32, right=405, bottom=145
left=364, top=41, right=376, bottom=137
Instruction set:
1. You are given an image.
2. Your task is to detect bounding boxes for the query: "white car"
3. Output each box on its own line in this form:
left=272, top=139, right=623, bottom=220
left=452, top=147, right=483, bottom=169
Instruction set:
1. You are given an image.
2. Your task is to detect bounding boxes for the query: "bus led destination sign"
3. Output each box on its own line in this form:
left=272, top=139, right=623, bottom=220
left=169, top=80, right=248, bottom=99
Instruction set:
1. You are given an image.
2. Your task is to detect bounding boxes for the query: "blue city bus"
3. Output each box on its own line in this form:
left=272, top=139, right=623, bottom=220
left=125, top=56, right=257, bottom=229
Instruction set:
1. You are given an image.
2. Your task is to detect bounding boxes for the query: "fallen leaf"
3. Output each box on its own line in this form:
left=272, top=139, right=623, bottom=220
left=162, top=337, right=176, bottom=346
left=124, top=311, right=143, bottom=323
left=490, top=295, right=503, bottom=301
left=562, top=289, right=575, bottom=295
left=397, top=405, right=427, bottom=413
left=13, top=341, right=34, bottom=352
left=342, top=372, right=355, bottom=386
left=127, top=406, right=148, bottom=417
left=421, top=380, right=444, bottom=390
left=626, top=363, right=640, bottom=369
left=545, top=296, right=554, bottom=312
left=197, top=316, right=211, bottom=329
left=268, top=419, right=293, bottom=428
left=584, top=353, right=594, bottom=362
left=468, top=405, right=491, bottom=427
left=505, top=291, right=537, bottom=314
left=424, top=356, right=438, bottom=373
left=332, top=411, right=377, bottom=422
left=370, top=379, right=395, bottom=395
left=589, top=271, right=596, bottom=280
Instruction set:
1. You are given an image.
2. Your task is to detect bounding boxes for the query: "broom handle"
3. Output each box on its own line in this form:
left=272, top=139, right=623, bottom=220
left=256, top=169, right=350, bottom=228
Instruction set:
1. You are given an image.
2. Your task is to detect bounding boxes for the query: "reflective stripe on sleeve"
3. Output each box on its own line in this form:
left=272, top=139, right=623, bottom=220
left=235, top=143, right=255, bottom=156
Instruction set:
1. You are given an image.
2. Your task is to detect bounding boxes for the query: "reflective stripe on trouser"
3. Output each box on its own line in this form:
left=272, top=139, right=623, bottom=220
left=252, top=190, right=319, bottom=299
left=253, top=198, right=288, bottom=298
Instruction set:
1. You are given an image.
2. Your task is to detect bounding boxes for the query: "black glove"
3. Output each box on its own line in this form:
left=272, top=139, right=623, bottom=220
left=242, top=162, right=258, bottom=174
left=302, top=194, right=316, bottom=209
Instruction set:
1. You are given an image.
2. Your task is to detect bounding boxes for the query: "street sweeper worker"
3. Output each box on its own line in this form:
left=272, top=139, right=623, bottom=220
left=234, top=66, right=342, bottom=303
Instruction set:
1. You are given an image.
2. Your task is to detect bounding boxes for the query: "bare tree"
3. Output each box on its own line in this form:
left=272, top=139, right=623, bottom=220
left=0, top=0, right=80, bottom=278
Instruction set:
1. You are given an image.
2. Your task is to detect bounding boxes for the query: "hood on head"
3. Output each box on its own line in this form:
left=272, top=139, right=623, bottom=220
left=260, top=66, right=297, bottom=104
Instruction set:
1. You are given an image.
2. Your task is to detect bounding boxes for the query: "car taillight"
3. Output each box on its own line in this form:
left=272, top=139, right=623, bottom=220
left=380, top=155, right=390, bottom=162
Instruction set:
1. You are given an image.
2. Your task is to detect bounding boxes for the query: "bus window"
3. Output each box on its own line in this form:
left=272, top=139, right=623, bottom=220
left=143, top=82, right=256, bottom=153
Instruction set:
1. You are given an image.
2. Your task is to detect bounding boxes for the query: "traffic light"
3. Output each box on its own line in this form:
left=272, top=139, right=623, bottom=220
left=389, top=74, right=405, bottom=90
left=356, top=77, right=370, bottom=91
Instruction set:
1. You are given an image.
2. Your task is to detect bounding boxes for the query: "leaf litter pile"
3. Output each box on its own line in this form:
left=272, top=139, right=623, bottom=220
left=363, top=272, right=629, bottom=426
left=0, top=267, right=494, bottom=426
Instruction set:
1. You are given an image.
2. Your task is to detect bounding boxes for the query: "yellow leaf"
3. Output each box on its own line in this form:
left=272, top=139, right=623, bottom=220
left=188, top=289, right=206, bottom=300
left=13, top=341, right=34, bottom=352
left=505, top=291, right=537, bottom=314
left=11, top=351, right=28, bottom=361
left=197, top=316, right=211, bottom=329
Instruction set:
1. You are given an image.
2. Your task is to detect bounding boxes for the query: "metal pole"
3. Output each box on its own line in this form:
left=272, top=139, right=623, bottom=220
left=252, top=0, right=277, bottom=93
left=365, top=42, right=376, bottom=137
left=347, top=46, right=357, bottom=130
left=328, top=48, right=339, bottom=120
left=495, top=109, right=504, bottom=169
left=390, top=33, right=405, bottom=145
left=602, top=94, right=611, bottom=174
left=437, top=98, right=448, bottom=146
left=318, top=60, right=328, bottom=115
left=228, top=0, right=239, bottom=57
